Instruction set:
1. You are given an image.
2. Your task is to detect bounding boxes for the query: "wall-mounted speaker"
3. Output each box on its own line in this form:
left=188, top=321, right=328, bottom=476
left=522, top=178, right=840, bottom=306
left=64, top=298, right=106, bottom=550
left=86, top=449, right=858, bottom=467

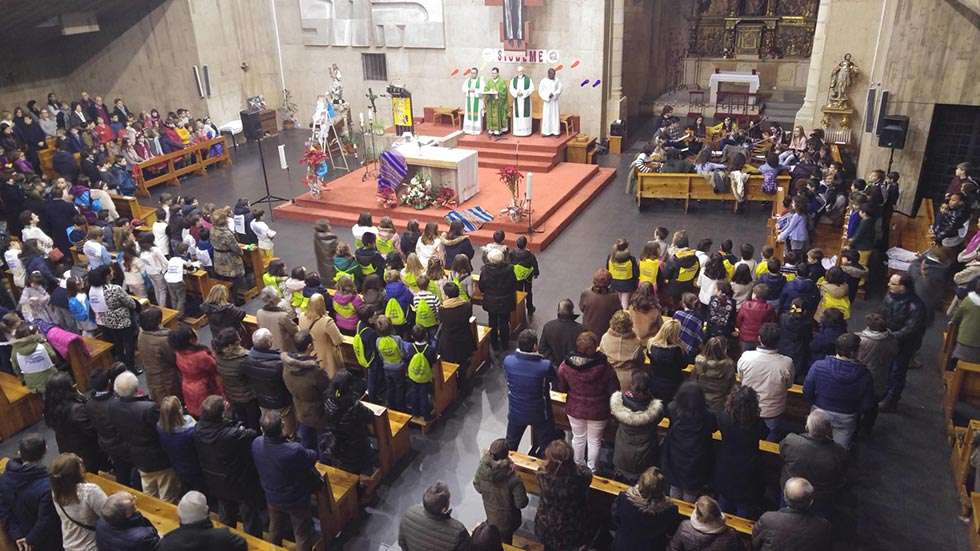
left=864, top=88, right=877, bottom=133
left=878, top=114, right=909, bottom=149
left=875, top=90, right=890, bottom=135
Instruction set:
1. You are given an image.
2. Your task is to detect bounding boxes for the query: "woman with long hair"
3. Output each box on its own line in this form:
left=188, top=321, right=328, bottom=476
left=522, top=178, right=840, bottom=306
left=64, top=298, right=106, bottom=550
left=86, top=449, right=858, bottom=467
left=442, top=219, right=475, bottom=264
left=697, top=253, right=727, bottom=308
left=44, top=373, right=106, bottom=473
left=607, top=239, right=640, bottom=310
left=300, top=293, right=345, bottom=378
left=647, top=319, right=686, bottom=404
left=628, top=281, right=662, bottom=344
left=534, top=440, right=594, bottom=551
left=401, top=252, right=425, bottom=292
left=714, top=385, right=765, bottom=519
left=50, top=452, right=108, bottom=551
left=167, top=325, right=223, bottom=417
left=120, top=244, right=146, bottom=299
left=201, top=284, right=246, bottom=341
left=692, top=336, right=736, bottom=412
left=415, top=222, right=443, bottom=268
left=660, top=381, right=717, bottom=503
left=730, top=263, right=754, bottom=307
left=611, top=466, right=680, bottom=551
left=156, top=395, right=204, bottom=492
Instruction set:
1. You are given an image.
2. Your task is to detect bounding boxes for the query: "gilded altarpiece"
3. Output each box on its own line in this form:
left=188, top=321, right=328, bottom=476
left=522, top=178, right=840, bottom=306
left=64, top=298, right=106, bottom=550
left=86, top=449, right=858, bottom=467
left=690, top=0, right=819, bottom=59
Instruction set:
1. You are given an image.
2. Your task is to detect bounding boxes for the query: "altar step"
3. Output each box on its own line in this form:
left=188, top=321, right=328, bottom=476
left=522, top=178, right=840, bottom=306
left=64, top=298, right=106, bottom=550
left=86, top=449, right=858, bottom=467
left=456, top=132, right=575, bottom=173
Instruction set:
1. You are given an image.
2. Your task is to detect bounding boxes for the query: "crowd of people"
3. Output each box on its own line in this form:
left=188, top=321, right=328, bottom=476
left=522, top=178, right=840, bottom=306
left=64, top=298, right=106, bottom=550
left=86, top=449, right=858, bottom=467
left=0, top=91, right=976, bottom=551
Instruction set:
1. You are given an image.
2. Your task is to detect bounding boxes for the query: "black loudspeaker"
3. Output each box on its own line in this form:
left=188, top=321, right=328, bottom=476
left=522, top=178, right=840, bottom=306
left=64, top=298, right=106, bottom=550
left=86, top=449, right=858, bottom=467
left=240, top=110, right=263, bottom=141
left=878, top=115, right=909, bottom=149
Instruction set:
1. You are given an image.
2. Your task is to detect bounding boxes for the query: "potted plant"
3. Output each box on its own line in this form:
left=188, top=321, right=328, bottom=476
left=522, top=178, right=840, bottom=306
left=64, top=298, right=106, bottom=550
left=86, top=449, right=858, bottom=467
left=280, top=89, right=298, bottom=129
left=498, top=165, right=528, bottom=221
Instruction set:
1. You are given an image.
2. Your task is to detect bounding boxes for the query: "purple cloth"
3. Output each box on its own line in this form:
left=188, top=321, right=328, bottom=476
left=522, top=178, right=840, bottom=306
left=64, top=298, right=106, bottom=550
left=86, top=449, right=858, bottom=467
left=378, top=150, right=407, bottom=192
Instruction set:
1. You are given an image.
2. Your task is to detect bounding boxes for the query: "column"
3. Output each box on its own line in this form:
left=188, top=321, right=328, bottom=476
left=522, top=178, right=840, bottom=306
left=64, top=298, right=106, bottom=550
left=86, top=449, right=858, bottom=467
left=794, top=0, right=831, bottom=130
left=603, top=0, right=625, bottom=139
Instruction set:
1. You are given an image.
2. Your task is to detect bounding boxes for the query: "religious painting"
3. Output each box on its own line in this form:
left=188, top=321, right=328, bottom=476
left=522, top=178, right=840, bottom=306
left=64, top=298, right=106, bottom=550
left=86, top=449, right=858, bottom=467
left=300, top=0, right=446, bottom=48
left=734, top=23, right=764, bottom=56
left=776, top=24, right=816, bottom=57
left=775, top=0, right=819, bottom=17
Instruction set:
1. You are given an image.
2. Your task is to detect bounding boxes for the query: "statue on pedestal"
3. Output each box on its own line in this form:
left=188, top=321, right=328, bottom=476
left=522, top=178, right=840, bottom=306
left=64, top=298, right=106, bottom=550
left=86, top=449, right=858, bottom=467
left=328, top=64, right=345, bottom=106
left=828, top=53, right=858, bottom=109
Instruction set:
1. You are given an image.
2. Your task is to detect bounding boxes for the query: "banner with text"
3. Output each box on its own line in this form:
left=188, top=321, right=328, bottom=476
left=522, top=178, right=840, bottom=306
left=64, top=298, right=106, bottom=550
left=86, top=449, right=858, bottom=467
left=482, top=48, right=560, bottom=65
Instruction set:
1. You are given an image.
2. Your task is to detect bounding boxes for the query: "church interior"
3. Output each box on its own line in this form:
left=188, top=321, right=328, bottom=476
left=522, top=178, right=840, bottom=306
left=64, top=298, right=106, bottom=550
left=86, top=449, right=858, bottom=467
left=0, top=0, right=978, bottom=550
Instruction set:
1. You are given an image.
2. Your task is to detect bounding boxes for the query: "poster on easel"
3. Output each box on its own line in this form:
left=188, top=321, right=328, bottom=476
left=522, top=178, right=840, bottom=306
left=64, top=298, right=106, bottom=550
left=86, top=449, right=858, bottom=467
left=390, top=92, right=414, bottom=136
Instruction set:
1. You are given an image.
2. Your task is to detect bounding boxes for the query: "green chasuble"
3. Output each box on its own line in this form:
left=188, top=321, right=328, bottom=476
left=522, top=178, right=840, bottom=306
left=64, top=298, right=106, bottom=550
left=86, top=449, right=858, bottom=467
left=484, top=77, right=509, bottom=132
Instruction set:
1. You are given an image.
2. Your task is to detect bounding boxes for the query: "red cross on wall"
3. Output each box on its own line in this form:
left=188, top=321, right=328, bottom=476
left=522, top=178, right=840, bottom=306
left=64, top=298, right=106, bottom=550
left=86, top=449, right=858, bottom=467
left=485, top=0, right=545, bottom=51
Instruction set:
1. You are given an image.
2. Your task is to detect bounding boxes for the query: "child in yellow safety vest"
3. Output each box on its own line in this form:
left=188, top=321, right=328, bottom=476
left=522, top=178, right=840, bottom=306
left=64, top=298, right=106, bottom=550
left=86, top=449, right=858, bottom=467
left=332, top=275, right=364, bottom=336
left=638, top=241, right=663, bottom=292
left=354, top=232, right=386, bottom=286
left=412, top=275, right=440, bottom=339
left=333, top=243, right=362, bottom=288
left=425, top=257, right=448, bottom=301
left=383, top=269, right=415, bottom=335
left=284, top=266, right=309, bottom=314
left=607, top=239, right=639, bottom=310
left=449, top=254, right=474, bottom=302
left=262, top=259, right=287, bottom=297
left=376, top=216, right=401, bottom=255
left=511, top=236, right=539, bottom=317
left=405, top=324, right=438, bottom=418
left=815, top=266, right=851, bottom=320
left=374, top=315, right=406, bottom=410
left=401, top=253, right=425, bottom=293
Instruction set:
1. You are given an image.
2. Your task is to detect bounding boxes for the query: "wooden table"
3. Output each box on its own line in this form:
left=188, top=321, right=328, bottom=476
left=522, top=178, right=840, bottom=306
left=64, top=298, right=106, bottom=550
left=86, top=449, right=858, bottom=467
left=433, top=107, right=462, bottom=127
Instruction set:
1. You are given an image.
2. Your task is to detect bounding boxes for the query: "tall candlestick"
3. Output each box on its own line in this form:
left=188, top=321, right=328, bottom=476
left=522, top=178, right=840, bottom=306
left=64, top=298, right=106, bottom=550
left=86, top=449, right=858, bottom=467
left=526, top=172, right=533, bottom=200
left=359, top=112, right=365, bottom=127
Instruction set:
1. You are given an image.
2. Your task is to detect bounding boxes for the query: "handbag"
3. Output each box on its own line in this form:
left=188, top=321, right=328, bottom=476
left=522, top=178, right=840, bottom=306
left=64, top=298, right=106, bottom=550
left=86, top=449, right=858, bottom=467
left=48, top=247, right=65, bottom=263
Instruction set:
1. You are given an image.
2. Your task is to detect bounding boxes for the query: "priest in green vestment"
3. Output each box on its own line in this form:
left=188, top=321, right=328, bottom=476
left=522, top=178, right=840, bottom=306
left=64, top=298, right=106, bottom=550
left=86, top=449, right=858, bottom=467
left=484, top=67, right=509, bottom=138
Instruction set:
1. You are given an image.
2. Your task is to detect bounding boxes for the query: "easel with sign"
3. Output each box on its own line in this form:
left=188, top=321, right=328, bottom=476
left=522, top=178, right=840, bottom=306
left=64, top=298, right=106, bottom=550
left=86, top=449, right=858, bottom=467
left=387, top=85, right=415, bottom=136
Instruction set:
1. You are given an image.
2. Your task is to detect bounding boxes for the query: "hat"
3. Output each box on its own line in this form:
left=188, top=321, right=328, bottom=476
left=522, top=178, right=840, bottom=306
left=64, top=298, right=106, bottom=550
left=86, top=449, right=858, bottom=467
left=177, top=491, right=209, bottom=524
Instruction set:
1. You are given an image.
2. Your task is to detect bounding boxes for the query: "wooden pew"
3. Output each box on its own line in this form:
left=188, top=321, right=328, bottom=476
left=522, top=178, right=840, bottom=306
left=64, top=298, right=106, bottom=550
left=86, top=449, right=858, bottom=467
left=67, top=336, right=114, bottom=392
left=944, top=360, right=980, bottom=438
left=950, top=419, right=980, bottom=518
left=467, top=276, right=529, bottom=334
left=0, top=372, right=43, bottom=441
left=636, top=173, right=791, bottom=213
left=971, top=492, right=980, bottom=551
left=136, top=297, right=180, bottom=329
left=134, top=136, right=231, bottom=197
left=110, top=194, right=158, bottom=225
left=241, top=244, right=265, bottom=299
left=315, top=462, right=361, bottom=545
left=362, top=401, right=412, bottom=474
left=509, top=451, right=754, bottom=537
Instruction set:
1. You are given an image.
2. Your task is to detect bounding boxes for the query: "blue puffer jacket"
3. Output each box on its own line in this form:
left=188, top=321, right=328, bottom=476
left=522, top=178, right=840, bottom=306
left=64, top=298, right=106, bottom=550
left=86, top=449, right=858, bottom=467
left=251, top=435, right=318, bottom=509
left=0, top=460, right=61, bottom=550
left=809, top=323, right=846, bottom=370
left=504, top=350, right=555, bottom=425
left=95, top=513, right=160, bottom=551
left=778, top=277, right=819, bottom=314
left=803, top=356, right=876, bottom=415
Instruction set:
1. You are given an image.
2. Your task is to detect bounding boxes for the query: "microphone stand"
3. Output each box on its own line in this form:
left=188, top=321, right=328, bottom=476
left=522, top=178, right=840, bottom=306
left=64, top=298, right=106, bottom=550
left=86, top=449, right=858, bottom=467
left=251, top=132, right=289, bottom=218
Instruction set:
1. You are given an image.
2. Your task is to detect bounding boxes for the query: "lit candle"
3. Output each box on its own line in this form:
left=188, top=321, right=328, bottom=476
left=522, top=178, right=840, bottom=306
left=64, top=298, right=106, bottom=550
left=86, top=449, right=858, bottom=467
left=359, top=112, right=365, bottom=127
left=526, top=172, right=533, bottom=200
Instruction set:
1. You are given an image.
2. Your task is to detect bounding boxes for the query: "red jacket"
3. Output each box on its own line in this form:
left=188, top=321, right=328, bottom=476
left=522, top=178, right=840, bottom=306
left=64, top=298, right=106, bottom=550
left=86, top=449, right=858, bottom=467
left=557, top=353, right=620, bottom=420
left=736, top=299, right=776, bottom=344
left=174, top=348, right=224, bottom=417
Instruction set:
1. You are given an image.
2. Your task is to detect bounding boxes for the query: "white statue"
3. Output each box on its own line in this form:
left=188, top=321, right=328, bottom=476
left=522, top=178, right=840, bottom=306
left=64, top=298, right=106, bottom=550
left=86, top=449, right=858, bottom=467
left=328, top=64, right=345, bottom=105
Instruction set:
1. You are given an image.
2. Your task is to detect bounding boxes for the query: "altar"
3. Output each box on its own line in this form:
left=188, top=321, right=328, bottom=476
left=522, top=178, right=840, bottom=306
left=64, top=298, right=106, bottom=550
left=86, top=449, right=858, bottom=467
left=708, top=72, right=761, bottom=105
left=393, top=141, right=480, bottom=203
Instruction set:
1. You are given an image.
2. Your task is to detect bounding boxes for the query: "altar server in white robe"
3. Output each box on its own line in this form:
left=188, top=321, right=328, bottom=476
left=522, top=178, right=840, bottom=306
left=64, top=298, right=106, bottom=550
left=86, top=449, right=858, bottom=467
left=509, top=66, right=535, bottom=137
left=461, top=67, right=485, bottom=135
left=538, top=68, right=563, bottom=137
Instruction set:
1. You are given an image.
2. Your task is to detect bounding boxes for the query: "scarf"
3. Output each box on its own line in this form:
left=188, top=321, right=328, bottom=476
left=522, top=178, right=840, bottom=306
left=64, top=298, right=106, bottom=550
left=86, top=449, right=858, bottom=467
left=970, top=292, right=980, bottom=306
left=625, top=484, right=675, bottom=514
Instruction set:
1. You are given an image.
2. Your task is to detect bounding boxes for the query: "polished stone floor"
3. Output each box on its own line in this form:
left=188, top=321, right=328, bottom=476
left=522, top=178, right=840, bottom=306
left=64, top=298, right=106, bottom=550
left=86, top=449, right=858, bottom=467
left=0, top=128, right=966, bottom=550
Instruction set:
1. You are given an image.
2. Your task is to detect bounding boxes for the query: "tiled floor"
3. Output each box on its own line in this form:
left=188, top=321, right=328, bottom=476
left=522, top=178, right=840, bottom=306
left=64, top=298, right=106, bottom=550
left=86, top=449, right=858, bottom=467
left=1, top=128, right=967, bottom=550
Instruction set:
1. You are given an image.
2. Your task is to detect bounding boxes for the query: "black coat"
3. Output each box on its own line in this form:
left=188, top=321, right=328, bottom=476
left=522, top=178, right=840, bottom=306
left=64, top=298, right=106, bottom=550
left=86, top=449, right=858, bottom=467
left=777, top=312, right=811, bottom=375
left=0, top=460, right=61, bottom=551
left=661, top=404, right=717, bottom=491
left=322, top=396, right=375, bottom=475
left=648, top=346, right=686, bottom=404
left=243, top=348, right=291, bottom=409
left=48, top=398, right=105, bottom=474
left=752, top=507, right=832, bottom=551
left=539, top=316, right=585, bottom=366
left=437, top=300, right=476, bottom=363
left=159, top=519, right=246, bottom=551
left=201, top=303, right=246, bottom=340
left=442, top=235, right=475, bottom=264
left=108, top=395, right=171, bottom=472
left=193, top=418, right=261, bottom=502
left=1, top=182, right=26, bottom=234
left=713, top=412, right=764, bottom=502
left=880, top=291, right=927, bottom=349
left=478, top=262, right=517, bottom=315
left=43, top=198, right=78, bottom=255
left=86, top=391, right=129, bottom=461
left=52, top=150, right=79, bottom=182
left=95, top=513, right=160, bottom=551
left=611, top=493, right=680, bottom=551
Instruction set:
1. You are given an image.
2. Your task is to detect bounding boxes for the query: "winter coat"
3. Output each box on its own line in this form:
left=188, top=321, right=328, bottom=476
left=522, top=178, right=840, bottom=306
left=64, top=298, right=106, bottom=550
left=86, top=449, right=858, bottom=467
left=193, top=418, right=261, bottom=502
left=815, top=281, right=850, bottom=320
left=736, top=299, right=776, bottom=344
left=534, top=465, right=594, bottom=551
left=472, top=454, right=529, bottom=537
left=479, top=262, right=517, bottom=315
left=668, top=520, right=741, bottom=551
left=95, top=513, right=159, bottom=551
left=94, top=284, right=136, bottom=329
left=607, top=251, right=640, bottom=293
left=881, top=290, right=927, bottom=350
left=438, top=298, right=476, bottom=364
left=612, top=491, right=680, bottom=551
left=504, top=350, right=555, bottom=425
left=313, top=228, right=339, bottom=284
left=737, top=348, right=794, bottom=418
left=321, top=393, right=375, bottom=475
left=691, top=355, right=735, bottom=411
left=282, top=352, right=331, bottom=429
left=137, top=328, right=180, bottom=403
left=215, top=345, right=255, bottom=405
left=557, top=352, right=620, bottom=421
left=108, top=395, right=171, bottom=472
left=242, top=347, right=291, bottom=410
left=777, top=312, right=812, bottom=376
left=442, top=234, right=475, bottom=264
left=211, top=225, right=244, bottom=278
left=398, top=504, right=470, bottom=551
left=86, top=391, right=129, bottom=461
left=256, top=308, right=298, bottom=354
left=779, top=433, right=847, bottom=509
left=333, top=255, right=361, bottom=286
left=757, top=272, right=786, bottom=301
left=301, top=314, right=345, bottom=378
left=331, top=292, right=362, bottom=333
left=648, top=345, right=687, bottom=404
left=354, top=247, right=386, bottom=280
left=630, top=305, right=663, bottom=343
left=661, top=403, right=717, bottom=491
left=778, top=276, right=819, bottom=314
left=705, top=295, right=736, bottom=338
left=714, top=412, right=764, bottom=502
left=579, top=289, right=622, bottom=337
left=48, top=398, right=105, bottom=474
left=600, top=329, right=644, bottom=389
left=752, top=507, right=832, bottom=551
left=610, top=391, right=664, bottom=480
left=803, top=356, right=876, bottom=415
left=809, top=323, right=846, bottom=367
left=157, top=419, right=203, bottom=489
left=251, top=435, right=318, bottom=509
left=174, top=348, right=223, bottom=417
left=857, top=329, right=898, bottom=397
left=158, top=519, right=246, bottom=551
left=201, top=303, right=246, bottom=340
left=539, top=315, right=585, bottom=367
left=0, top=459, right=61, bottom=551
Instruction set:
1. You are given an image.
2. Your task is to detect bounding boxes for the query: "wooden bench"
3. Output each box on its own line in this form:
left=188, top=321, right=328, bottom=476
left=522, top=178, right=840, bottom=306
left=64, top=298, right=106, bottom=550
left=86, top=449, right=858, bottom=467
left=467, top=276, right=529, bottom=334
left=636, top=173, right=790, bottom=213
left=315, top=462, right=361, bottom=544
left=362, top=401, right=412, bottom=473
left=951, top=419, right=980, bottom=519
left=134, top=136, right=231, bottom=197
left=67, top=337, right=114, bottom=392
left=38, top=149, right=80, bottom=180
left=509, top=451, right=755, bottom=537
left=241, top=244, right=265, bottom=300
left=0, top=372, right=43, bottom=442
left=945, top=360, right=980, bottom=438
left=135, top=297, right=180, bottom=329
left=971, top=492, right=980, bottom=551
left=110, top=194, right=158, bottom=225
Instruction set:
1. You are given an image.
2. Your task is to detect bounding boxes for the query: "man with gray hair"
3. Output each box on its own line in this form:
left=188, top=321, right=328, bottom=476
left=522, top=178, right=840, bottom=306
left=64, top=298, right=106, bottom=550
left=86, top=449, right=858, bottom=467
left=158, top=490, right=246, bottom=550
left=95, top=492, right=160, bottom=550
left=243, top=327, right=296, bottom=437
left=539, top=298, right=585, bottom=367
left=108, top=371, right=182, bottom=502
left=478, top=245, right=517, bottom=356
left=398, top=481, right=471, bottom=551
left=256, top=286, right=299, bottom=353
left=779, top=409, right=847, bottom=518
left=752, top=478, right=832, bottom=550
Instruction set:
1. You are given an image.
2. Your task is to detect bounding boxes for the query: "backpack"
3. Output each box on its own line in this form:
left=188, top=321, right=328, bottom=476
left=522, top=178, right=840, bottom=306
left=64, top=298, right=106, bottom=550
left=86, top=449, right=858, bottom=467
left=377, top=335, right=403, bottom=365
left=414, top=297, right=437, bottom=328
left=385, top=297, right=406, bottom=326
left=352, top=321, right=375, bottom=368
left=407, top=343, right=433, bottom=384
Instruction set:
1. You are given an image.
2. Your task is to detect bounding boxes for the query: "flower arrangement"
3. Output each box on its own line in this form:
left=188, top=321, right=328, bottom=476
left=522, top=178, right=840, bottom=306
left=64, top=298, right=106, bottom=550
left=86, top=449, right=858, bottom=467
left=498, top=165, right=528, bottom=221
left=401, top=169, right=435, bottom=210
left=435, top=187, right=458, bottom=209
left=377, top=188, right=398, bottom=208
left=300, top=144, right=330, bottom=199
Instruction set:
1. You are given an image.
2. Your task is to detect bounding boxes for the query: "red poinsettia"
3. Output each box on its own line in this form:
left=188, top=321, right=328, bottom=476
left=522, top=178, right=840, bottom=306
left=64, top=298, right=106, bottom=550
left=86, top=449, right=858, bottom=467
left=435, top=187, right=458, bottom=209
left=377, top=188, right=398, bottom=209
